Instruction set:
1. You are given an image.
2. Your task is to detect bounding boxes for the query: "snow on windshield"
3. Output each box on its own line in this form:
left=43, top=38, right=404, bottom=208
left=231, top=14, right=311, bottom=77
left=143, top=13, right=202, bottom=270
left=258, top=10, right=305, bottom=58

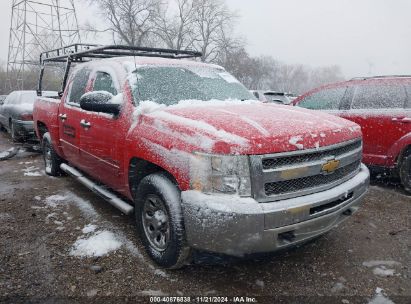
left=130, top=65, right=255, bottom=105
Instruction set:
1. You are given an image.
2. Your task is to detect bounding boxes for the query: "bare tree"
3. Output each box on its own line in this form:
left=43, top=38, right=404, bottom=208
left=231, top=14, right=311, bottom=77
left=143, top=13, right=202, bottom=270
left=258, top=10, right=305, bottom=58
left=154, top=0, right=196, bottom=50
left=190, top=0, right=237, bottom=62
left=88, top=0, right=162, bottom=46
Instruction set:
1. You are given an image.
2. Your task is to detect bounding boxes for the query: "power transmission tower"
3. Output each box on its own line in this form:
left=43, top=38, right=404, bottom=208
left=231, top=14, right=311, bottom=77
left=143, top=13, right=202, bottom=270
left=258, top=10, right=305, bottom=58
left=6, top=0, right=81, bottom=91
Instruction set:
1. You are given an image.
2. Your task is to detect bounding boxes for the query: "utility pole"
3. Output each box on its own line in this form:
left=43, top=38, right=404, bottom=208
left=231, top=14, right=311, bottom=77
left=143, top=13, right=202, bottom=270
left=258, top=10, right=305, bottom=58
left=6, top=0, right=81, bottom=92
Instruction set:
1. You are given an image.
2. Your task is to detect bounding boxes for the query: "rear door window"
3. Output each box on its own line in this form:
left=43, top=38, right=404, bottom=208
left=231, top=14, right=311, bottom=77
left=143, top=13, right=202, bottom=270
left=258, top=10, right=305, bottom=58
left=297, top=86, right=347, bottom=110
left=93, top=72, right=117, bottom=95
left=351, top=84, right=406, bottom=109
left=67, top=68, right=91, bottom=104
left=405, top=84, right=411, bottom=108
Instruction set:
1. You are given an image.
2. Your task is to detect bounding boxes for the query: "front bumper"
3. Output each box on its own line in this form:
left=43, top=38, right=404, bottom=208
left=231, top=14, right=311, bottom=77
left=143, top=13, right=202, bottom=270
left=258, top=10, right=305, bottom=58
left=13, top=120, right=37, bottom=141
left=181, top=164, right=370, bottom=256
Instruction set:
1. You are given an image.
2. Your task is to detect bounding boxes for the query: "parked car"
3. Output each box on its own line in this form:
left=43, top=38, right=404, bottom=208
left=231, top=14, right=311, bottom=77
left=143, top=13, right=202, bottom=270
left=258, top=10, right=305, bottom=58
left=0, top=90, right=57, bottom=142
left=293, top=75, right=411, bottom=192
left=0, top=95, right=7, bottom=104
left=251, top=90, right=295, bottom=105
left=0, top=95, right=7, bottom=131
left=34, top=44, right=369, bottom=268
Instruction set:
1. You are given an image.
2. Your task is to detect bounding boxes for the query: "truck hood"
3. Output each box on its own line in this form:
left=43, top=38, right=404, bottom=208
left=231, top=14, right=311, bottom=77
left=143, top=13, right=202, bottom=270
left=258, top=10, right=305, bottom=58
left=138, top=102, right=362, bottom=155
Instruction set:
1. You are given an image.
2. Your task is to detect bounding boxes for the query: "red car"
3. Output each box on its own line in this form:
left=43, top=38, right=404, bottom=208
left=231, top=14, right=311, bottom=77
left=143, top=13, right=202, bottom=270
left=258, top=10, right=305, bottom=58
left=293, top=76, right=411, bottom=192
left=33, top=45, right=369, bottom=268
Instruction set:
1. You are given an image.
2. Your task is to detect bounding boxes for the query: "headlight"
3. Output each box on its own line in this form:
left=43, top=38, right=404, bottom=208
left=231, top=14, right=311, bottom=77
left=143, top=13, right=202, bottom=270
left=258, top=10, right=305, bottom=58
left=190, top=153, right=251, bottom=196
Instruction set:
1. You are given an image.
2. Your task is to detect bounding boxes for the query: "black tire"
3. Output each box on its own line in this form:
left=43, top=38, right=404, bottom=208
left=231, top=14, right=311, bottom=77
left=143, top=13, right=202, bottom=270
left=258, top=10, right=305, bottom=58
left=135, top=173, right=191, bottom=269
left=399, top=152, right=411, bottom=193
left=42, top=132, right=62, bottom=176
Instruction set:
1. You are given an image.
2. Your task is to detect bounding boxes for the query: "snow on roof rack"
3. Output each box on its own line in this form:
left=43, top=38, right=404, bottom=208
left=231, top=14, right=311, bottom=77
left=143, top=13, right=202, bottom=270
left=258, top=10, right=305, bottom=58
left=38, top=43, right=202, bottom=97
left=350, top=75, right=411, bottom=80
left=40, top=43, right=202, bottom=64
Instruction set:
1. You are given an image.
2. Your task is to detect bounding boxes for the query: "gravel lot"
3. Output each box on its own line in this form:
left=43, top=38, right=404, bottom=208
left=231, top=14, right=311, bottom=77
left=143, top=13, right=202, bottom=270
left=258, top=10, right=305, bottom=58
left=0, top=131, right=410, bottom=304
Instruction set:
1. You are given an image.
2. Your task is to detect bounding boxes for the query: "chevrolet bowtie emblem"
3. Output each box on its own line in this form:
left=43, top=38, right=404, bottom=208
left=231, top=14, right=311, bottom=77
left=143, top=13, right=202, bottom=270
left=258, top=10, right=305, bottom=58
left=322, top=159, right=340, bottom=173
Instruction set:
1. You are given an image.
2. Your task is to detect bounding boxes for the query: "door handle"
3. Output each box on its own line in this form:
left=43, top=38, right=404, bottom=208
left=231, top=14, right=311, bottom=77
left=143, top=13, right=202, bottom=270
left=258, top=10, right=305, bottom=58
left=59, top=113, right=67, bottom=121
left=392, top=117, right=411, bottom=123
left=80, top=119, right=91, bottom=128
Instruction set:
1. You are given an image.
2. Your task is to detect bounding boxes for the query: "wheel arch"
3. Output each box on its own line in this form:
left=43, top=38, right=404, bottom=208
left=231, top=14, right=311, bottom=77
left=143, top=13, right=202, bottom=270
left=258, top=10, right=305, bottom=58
left=128, top=157, right=179, bottom=200
left=397, top=144, right=411, bottom=166
left=36, top=121, right=48, bottom=141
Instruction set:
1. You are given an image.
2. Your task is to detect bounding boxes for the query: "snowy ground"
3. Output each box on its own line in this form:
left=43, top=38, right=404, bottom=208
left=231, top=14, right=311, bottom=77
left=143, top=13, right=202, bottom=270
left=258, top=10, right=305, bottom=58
left=0, top=132, right=410, bottom=303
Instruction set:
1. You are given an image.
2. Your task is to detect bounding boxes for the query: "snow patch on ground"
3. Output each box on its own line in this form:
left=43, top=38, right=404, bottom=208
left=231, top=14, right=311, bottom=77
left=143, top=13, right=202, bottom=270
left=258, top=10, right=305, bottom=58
left=139, top=290, right=168, bottom=296
left=65, top=191, right=100, bottom=219
left=153, top=268, right=170, bottom=279
left=362, top=260, right=400, bottom=278
left=40, top=191, right=150, bottom=268
left=70, top=230, right=122, bottom=257
left=331, top=282, right=345, bottom=293
left=0, top=213, right=14, bottom=221
left=362, top=260, right=401, bottom=268
left=45, top=212, right=58, bottom=223
left=372, top=267, right=395, bottom=277
left=24, top=171, right=42, bottom=177
left=45, top=194, right=68, bottom=208
left=82, top=224, right=97, bottom=234
left=23, top=166, right=42, bottom=177
left=0, top=148, right=15, bottom=158
left=368, top=288, right=394, bottom=304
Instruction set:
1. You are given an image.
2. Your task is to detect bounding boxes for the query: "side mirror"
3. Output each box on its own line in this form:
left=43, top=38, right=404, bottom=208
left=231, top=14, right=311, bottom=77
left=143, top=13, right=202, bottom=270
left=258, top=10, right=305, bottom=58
left=79, top=91, right=120, bottom=115
left=0, top=101, right=4, bottom=106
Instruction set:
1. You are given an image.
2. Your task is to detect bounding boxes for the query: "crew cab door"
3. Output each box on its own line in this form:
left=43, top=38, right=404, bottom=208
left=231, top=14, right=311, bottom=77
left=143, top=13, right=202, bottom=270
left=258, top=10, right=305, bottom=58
left=77, top=71, right=126, bottom=191
left=340, top=82, right=410, bottom=166
left=59, top=67, right=91, bottom=164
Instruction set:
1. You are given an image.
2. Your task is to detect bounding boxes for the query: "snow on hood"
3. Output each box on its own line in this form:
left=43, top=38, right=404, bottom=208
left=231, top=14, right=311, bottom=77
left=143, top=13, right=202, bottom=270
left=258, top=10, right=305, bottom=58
left=133, top=100, right=362, bottom=155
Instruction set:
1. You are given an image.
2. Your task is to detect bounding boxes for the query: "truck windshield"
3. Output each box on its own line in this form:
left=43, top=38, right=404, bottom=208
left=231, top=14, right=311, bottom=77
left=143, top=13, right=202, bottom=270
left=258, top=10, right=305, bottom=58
left=131, top=66, right=255, bottom=105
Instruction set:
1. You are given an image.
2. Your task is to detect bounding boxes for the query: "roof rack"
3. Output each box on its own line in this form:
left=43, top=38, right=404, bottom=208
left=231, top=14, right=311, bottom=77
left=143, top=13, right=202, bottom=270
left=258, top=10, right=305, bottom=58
left=350, top=75, right=411, bottom=80
left=40, top=43, right=202, bottom=64
left=38, top=43, right=203, bottom=96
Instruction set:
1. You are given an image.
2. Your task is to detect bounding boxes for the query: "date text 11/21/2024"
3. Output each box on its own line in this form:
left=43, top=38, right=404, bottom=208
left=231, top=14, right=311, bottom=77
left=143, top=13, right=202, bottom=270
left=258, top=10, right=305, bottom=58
left=149, top=296, right=258, bottom=303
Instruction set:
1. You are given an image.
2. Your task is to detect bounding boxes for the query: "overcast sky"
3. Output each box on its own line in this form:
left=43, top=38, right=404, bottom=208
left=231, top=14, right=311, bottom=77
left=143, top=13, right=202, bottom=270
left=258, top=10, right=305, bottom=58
left=0, top=0, right=410, bottom=78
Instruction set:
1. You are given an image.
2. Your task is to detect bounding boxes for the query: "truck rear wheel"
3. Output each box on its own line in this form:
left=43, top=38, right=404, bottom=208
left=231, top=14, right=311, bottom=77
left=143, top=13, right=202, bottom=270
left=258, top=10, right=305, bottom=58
left=42, top=132, right=62, bottom=176
left=399, top=152, right=411, bottom=193
left=135, top=173, right=191, bottom=269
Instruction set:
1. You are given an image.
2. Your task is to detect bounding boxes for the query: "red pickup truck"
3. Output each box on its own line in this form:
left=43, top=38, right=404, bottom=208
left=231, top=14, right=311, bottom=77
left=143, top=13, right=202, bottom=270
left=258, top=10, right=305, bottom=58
left=293, top=76, right=411, bottom=192
left=33, top=45, right=370, bottom=268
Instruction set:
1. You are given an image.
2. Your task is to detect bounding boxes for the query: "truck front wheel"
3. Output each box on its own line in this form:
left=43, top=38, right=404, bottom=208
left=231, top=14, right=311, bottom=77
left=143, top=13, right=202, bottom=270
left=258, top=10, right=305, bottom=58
left=42, top=132, right=62, bottom=176
left=399, top=152, right=411, bottom=193
left=135, top=173, right=191, bottom=269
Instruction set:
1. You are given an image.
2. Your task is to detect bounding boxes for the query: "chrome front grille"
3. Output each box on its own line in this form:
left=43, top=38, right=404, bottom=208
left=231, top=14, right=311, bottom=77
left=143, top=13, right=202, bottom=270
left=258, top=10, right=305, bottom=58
left=262, top=140, right=362, bottom=170
left=264, top=160, right=361, bottom=196
left=249, top=138, right=363, bottom=202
